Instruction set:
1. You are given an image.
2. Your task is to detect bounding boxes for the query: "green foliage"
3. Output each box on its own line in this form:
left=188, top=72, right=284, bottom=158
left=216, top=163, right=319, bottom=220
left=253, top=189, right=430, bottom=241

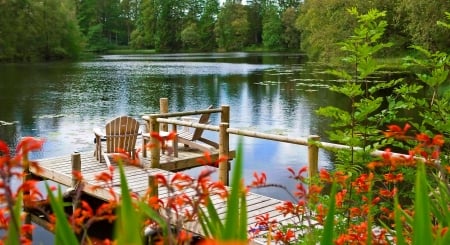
left=5, top=193, right=22, bottom=245
left=114, top=162, right=143, bottom=244
left=413, top=162, right=433, bottom=244
left=46, top=186, right=80, bottom=244
left=181, top=23, right=202, bottom=49
left=0, top=0, right=83, bottom=61
left=281, top=7, right=301, bottom=50
left=215, top=2, right=250, bottom=51
left=262, top=5, right=284, bottom=50
left=395, top=0, right=450, bottom=52
left=403, top=41, right=450, bottom=154
left=320, top=182, right=338, bottom=245
left=317, top=8, right=396, bottom=161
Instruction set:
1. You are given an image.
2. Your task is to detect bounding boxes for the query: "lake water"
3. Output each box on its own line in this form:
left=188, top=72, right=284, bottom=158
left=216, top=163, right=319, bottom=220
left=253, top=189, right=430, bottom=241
left=0, top=52, right=343, bottom=243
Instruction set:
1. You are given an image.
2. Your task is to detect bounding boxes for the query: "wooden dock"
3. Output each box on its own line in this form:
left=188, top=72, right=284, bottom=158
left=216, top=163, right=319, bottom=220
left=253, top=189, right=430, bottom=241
left=25, top=99, right=317, bottom=243
left=28, top=149, right=300, bottom=244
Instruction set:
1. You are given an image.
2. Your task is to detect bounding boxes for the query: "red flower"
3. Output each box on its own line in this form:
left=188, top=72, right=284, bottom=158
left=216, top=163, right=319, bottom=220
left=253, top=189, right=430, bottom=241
left=287, top=166, right=307, bottom=181
left=384, top=173, right=404, bottom=183
left=384, top=123, right=410, bottom=139
left=249, top=172, right=267, bottom=187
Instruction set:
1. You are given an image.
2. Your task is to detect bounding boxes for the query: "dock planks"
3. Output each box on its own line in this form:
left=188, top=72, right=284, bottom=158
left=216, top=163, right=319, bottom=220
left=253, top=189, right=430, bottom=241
left=29, top=149, right=297, bottom=244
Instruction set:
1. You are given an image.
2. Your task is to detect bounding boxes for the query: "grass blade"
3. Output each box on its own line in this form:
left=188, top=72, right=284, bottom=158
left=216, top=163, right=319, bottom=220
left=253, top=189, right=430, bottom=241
left=114, top=162, right=143, bottom=245
left=6, top=192, right=22, bottom=245
left=46, top=185, right=79, bottom=245
left=413, top=162, right=432, bottom=245
left=321, top=181, right=337, bottom=245
left=224, top=138, right=246, bottom=240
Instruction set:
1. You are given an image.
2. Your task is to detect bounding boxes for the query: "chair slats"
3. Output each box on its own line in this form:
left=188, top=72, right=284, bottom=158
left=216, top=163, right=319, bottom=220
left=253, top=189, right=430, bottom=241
left=95, top=116, right=140, bottom=167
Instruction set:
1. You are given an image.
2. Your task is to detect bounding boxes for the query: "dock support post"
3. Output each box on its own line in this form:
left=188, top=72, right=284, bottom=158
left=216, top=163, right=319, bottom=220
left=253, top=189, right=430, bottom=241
left=308, top=135, right=320, bottom=179
left=219, top=122, right=230, bottom=185
left=148, top=175, right=158, bottom=199
left=150, top=116, right=160, bottom=168
left=71, top=152, right=81, bottom=210
left=160, top=98, right=169, bottom=131
left=221, top=105, right=230, bottom=124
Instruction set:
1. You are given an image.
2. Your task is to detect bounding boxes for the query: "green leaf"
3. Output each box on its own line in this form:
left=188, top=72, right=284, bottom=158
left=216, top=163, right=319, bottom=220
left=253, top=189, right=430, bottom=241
left=114, top=162, right=143, bottom=245
left=394, top=195, right=406, bottom=245
left=46, top=185, right=79, bottom=245
left=5, top=192, right=23, bottom=245
left=321, top=181, right=338, bottom=245
left=413, top=162, right=433, bottom=245
left=199, top=195, right=224, bottom=238
left=224, top=137, right=247, bottom=241
left=138, top=202, right=169, bottom=238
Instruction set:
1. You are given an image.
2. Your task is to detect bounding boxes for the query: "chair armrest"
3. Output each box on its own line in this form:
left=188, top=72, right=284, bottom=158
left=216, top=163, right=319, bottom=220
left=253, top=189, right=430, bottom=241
left=93, top=128, right=104, bottom=137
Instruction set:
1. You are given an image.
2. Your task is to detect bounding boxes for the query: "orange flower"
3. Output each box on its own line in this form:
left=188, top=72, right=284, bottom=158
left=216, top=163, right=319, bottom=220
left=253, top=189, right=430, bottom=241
left=294, top=183, right=307, bottom=199
left=379, top=188, right=397, bottom=198
left=273, top=229, right=295, bottom=243
left=319, top=169, right=331, bottom=182
left=287, top=166, right=307, bottom=181
left=15, top=137, right=45, bottom=155
left=249, top=172, right=267, bottom=187
left=384, top=173, right=404, bottom=183
left=384, top=123, right=410, bottom=139
left=275, top=201, right=305, bottom=216
left=335, top=189, right=347, bottom=208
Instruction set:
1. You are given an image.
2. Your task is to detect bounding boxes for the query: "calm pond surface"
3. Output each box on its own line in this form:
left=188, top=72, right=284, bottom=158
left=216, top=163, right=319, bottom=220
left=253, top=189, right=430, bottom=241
left=0, top=52, right=346, bottom=243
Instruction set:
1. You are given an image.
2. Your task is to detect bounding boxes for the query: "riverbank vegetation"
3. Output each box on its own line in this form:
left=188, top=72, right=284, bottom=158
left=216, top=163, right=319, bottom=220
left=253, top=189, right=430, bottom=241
left=0, top=0, right=448, bottom=62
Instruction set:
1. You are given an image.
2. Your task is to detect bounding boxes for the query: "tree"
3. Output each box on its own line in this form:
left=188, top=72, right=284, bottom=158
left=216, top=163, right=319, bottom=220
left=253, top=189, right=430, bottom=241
left=155, top=0, right=185, bottom=51
left=296, top=0, right=357, bottom=61
left=120, top=0, right=140, bottom=45
left=0, top=0, right=82, bottom=61
left=281, top=7, right=300, bottom=50
left=130, top=0, right=157, bottom=49
left=395, top=0, right=450, bottom=52
left=215, top=2, right=250, bottom=51
left=262, top=4, right=283, bottom=50
left=247, top=0, right=264, bottom=45
left=198, top=0, right=219, bottom=51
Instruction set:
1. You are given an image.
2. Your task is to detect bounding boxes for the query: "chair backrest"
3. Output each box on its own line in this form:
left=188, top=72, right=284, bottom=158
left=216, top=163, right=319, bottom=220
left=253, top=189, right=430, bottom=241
left=191, top=105, right=213, bottom=141
left=105, top=116, right=140, bottom=153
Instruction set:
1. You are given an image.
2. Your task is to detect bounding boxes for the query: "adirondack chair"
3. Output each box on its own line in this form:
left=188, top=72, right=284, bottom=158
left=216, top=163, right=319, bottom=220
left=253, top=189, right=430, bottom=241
left=94, top=116, right=140, bottom=167
left=177, top=105, right=219, bottom=152
left=141, top=105, right=218, bottom=157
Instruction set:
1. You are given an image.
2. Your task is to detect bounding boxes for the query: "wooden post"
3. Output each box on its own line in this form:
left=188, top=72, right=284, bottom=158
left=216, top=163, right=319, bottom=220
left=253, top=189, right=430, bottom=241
left=308, top=135, right=320, bottom=178
left=71, top=152, right=81, bottom=211
left=148, top=175, right=158, bottom=199
left=219, top=122, right=230, bottom=185
left=71, top=152, right=81, bottom=187
left=150, top=116, right=160, bottom=168
left=221, top=105, right=230, bottom=124
left=172, top=123, right=178, bottom=157
left=160, top=98, right=169, bottom=131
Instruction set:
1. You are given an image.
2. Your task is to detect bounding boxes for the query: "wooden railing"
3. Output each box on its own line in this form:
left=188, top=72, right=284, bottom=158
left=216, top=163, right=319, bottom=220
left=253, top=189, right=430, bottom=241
left=144, top=98, right=420, bottom=186
left=142, top=98, right=322, bottom=185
